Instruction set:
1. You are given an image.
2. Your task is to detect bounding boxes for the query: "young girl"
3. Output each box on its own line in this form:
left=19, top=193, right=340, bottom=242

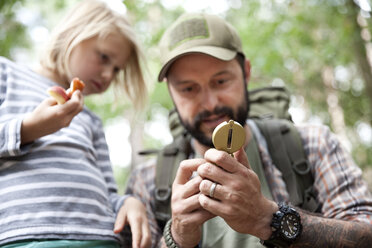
left=0, top=0, right=150, bottom=247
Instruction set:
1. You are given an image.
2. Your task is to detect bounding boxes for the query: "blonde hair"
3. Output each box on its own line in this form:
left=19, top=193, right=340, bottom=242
left=40, top=0, right=147, bottom=109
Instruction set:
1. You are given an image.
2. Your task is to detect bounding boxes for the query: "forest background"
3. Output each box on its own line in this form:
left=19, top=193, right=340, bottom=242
left=1, top=0, right=372, bottom=193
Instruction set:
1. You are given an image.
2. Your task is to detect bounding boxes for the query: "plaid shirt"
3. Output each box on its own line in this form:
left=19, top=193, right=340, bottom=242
left=125, top=123, right=372, bottom=247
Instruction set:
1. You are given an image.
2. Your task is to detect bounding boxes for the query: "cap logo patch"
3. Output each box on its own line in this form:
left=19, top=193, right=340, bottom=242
left=169, top=17, right=209, bottom=50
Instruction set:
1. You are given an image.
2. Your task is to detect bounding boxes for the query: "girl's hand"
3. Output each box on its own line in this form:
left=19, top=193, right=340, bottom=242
left=21, top=90, right=84, bottom=144
left=114, top=196, right=151, bottom=248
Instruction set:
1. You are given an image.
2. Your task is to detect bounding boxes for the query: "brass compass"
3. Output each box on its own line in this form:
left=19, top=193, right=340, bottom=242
left=212, top=120, right=246, bottom=156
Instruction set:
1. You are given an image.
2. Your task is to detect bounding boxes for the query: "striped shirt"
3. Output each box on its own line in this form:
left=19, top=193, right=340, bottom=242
left=0, top=56, right=127, bottom=245
left=125, top=110, right=372, bottom=248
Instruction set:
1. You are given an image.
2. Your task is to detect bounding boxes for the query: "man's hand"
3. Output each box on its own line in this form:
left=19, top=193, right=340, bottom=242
left=197, top=148, right=277, bottom=240
left=114, top=196, right=151, bottom=248
left=21, top=90, right=84, bottom=144
left=170, top=158, right=215, bottom=248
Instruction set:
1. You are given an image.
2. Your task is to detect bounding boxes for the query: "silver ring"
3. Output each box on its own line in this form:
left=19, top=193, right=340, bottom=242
left=209, top=182, right=217, bottom=198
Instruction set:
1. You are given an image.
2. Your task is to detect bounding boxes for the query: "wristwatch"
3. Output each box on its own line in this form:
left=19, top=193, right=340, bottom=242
left=261, top=202, right=302, bottom=248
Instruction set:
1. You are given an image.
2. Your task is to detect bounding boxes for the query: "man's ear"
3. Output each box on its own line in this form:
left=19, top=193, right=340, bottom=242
left=244, top=59, right=251, bottom=83
left=166, top=80, right=174, bottom=98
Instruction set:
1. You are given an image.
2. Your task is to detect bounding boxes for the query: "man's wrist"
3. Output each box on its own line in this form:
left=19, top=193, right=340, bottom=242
left=254, top=200, right=278, bottom=240
left=163, top=219, right=200, bottom=248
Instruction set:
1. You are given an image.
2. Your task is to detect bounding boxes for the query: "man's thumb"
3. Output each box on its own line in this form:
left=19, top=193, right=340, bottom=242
left=234, top=148, right=251, bottom=169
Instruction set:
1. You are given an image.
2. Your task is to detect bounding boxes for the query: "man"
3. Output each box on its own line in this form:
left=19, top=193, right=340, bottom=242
left=125, top=13, right=372, bottom=247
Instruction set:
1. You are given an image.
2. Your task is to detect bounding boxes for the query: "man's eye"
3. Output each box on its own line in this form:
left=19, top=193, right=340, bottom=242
left=217, top=79, right=227, bottom=85
left=174, top=83, right=199, bottom=96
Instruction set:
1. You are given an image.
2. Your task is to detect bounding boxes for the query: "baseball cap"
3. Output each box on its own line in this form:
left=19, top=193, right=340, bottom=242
left=158, top=13, right=243, bottom=82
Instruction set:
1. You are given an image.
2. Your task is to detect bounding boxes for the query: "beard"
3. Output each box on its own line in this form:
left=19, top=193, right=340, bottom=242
left=177, top=91, right=249, bottom=148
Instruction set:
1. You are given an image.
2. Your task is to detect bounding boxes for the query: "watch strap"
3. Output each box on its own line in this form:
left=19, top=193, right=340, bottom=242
left=261, top=238, right=291, bottom=248
left=261, top=202, right=302, bottom=248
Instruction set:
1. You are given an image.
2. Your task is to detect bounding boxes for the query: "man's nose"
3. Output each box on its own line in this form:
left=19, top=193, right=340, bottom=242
left=202, top=89, right=219, bottom=112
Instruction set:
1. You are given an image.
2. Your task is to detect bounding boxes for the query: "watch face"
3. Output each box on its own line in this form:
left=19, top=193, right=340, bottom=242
left=280, top=213, right=301, bottom=239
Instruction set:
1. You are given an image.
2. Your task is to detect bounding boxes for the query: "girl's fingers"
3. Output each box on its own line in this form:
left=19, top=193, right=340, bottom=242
left=118, top=197, right=151, bottom=248
left=140, top=217, right=151, bottom=248
left=64, top=90, right=84, bottom=115
left=43, top=97, right=58, bottom=106
left=113, top=206, right=127, bottom=233
left=130, top=217, right=142, bottom=248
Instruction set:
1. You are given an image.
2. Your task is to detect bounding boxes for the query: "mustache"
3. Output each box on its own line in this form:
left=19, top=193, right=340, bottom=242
left=194, top=106, right=234, bottom=128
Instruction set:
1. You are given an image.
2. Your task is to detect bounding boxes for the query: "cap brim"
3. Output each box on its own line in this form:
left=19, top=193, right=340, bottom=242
left=158, top=46, right=237, bottom=82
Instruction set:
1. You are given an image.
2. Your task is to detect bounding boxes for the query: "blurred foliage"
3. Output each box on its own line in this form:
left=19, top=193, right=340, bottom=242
left=1, top=0, right=372, bottom=169
left=0, top=0, right=29, bottom=58
left=123, top=0, right=372, bottom=168
left=226, top=1, right=370, bottom=126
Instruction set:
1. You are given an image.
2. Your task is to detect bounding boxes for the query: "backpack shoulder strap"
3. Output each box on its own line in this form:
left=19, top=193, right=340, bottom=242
left=253, top=118, right=321, bottom=212
left=154, top=132, right=192, bottom=229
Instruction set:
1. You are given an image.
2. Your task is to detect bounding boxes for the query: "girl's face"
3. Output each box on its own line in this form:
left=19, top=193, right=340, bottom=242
left=68, top=33, right=132, bottom=95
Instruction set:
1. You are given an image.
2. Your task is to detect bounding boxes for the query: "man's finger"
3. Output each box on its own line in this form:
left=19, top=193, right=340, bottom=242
left=181, top=175, right=202, bottom=199
left=197, top=162, right=231, bottom=185
left=234, top=147, right=251, bottom=169
left=204, top=149, right=241, bottom=173
left=174, top=158, right=205, bottom=185
left=175, top=193, right=203, bottom=213
left=198, top=193, right=228, bottom=217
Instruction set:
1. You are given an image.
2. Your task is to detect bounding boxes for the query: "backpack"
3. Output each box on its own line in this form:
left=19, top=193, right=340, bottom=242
left=143, top=86, right=320, bottom=229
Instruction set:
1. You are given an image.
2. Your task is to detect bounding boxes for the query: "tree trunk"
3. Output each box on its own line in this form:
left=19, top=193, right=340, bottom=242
left=322, top=66, right=351, bottom=151
left=126, top=109, right=146, bottom=171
